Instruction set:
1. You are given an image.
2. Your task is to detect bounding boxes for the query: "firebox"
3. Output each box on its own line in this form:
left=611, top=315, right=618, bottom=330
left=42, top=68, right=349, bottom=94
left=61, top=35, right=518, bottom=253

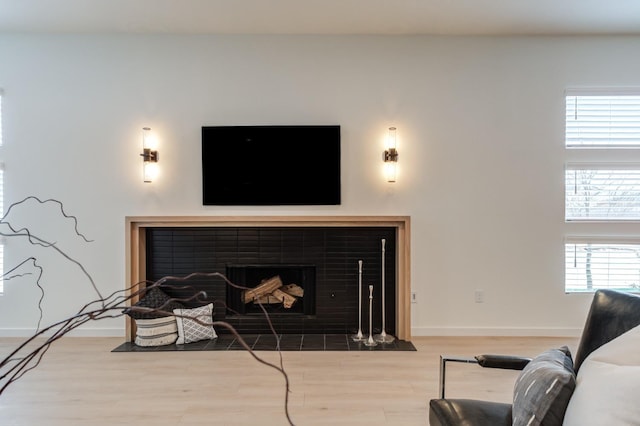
left=226, top=264, right=316, bottom=316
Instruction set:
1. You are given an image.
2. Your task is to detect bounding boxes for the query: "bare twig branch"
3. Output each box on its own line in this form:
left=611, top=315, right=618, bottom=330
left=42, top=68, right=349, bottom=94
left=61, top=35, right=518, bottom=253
left=0, top=225, right=295, bottom=425
left=0, top=196, right=102, bottom=303
left=1, top=195, right=93, bottom=243
left=0, top=197, right=295, bottom=424
left=0, top=272, right=295, bottom=424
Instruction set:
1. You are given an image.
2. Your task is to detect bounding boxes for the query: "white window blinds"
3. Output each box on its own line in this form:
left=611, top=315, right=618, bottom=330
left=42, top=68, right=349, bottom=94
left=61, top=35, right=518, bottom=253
left=565, top=241, right=640, bottom=292
left=564, top=89, right=640, bottom=293
left=566, top=93, right=640, bottom=148
left=565, top=165, right=640, bottom=220
left=0, top=91, right=4, bottom=294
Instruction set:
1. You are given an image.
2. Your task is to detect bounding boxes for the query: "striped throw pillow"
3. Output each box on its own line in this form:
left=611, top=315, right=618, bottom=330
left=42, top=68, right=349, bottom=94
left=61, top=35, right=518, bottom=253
left=134, top=316, right=178, bottom=347
left=512, top=347, right=576, bottom=426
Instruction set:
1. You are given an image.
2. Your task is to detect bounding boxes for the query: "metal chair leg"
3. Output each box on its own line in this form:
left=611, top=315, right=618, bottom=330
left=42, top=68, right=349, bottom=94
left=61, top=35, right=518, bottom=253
left=438, top=355, right=478, bottom=398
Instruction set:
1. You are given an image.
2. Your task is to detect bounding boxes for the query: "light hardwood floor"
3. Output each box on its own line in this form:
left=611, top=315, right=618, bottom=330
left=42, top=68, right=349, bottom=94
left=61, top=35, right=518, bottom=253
left=0, top=336, right=578, bottom=425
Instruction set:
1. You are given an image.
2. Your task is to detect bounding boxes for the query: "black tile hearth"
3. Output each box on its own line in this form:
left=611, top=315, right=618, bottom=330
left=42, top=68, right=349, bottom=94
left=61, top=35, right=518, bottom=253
left=112, top=334, right=416, bottom=352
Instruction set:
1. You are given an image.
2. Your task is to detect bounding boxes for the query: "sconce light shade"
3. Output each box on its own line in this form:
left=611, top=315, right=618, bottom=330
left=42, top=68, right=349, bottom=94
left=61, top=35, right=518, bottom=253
left=143, top=160, right=159, bottom=183
left=385, top=160, right=397, bottom=183
left=141, top=127, right=159, bottom=183
left=383, top=126, right=398, bottom=183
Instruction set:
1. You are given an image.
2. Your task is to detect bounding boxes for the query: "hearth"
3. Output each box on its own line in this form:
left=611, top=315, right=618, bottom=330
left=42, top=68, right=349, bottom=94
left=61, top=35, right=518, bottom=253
left=113, top=333, right=417, bottom=352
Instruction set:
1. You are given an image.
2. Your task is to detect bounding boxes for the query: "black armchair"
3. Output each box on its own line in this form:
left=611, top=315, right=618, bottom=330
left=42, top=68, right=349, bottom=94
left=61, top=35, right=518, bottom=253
left=429, top=289, right=640, bottom=426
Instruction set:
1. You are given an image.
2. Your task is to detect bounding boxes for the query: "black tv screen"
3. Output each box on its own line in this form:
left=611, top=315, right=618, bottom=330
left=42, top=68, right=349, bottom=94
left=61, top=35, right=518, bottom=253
left=202, top=125, right=341, bottom=205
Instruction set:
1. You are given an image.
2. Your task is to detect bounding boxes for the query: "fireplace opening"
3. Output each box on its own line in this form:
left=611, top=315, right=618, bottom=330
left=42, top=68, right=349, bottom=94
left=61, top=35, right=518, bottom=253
left=226, top=264, right=316, bottom=316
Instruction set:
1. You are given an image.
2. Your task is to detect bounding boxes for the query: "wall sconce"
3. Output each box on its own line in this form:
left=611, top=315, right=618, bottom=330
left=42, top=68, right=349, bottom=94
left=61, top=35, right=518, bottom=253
left=140, top=127, right=158, bottom=183
left=383, top=126, right=398, bottom=183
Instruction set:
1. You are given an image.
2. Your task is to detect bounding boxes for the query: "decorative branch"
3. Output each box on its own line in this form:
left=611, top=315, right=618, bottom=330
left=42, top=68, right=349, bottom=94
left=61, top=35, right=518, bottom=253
left=0, top=196, right=101, bottom=302
left=1, top=195, right=93, bottom=243
left=0, top=198, right=295, bottom=425
left=1, top=257, right=45, bottom=330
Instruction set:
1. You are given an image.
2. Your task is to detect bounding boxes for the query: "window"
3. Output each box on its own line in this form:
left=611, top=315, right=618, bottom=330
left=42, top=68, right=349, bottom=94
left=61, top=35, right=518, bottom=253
left=566, top=93, right=640, bottom=148
left=0, top=90, right=4, bottom=293
left=565, top=165, right=640, bottom=220
left=565, top=89, right=640, bottom=293
left=565, top=240, right=640, bottom=292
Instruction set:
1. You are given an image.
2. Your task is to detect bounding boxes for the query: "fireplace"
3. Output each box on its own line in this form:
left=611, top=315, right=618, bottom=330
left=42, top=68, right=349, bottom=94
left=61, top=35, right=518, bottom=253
left=125, top=216, right=411, bottom=341
left=226, top=264, right=316, bottom=316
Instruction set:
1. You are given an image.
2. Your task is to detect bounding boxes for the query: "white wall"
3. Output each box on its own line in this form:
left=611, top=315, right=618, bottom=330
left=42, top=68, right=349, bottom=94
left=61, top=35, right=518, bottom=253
left=1, top=34, right=639, bottom=337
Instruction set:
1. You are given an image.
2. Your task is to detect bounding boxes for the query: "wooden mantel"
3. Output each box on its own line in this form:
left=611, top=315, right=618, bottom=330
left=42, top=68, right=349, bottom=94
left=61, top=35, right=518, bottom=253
left=125, top=215, right=411, bottom=341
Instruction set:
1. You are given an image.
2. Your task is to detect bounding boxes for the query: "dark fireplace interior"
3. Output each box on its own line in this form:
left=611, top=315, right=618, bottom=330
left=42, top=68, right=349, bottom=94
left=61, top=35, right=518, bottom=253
left=145, top=226, right=396, bottom=335
left=226, top=264, right=316, bottom=316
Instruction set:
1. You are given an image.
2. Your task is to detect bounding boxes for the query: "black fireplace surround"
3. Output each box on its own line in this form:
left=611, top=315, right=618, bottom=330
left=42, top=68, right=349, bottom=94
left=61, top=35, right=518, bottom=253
left=145, top=227, right=396, bottom=335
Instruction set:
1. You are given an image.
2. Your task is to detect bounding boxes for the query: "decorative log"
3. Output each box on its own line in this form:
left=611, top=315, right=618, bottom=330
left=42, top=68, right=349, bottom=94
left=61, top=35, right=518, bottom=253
left=242, top=276, right=283, bottom=304
left=272, top=289, right=297, bottom=308
left=281, top=283, right=304, bottom=297
left=254, top=294, right=284, bottom=304
left=253, top=289, right=298, bottom=308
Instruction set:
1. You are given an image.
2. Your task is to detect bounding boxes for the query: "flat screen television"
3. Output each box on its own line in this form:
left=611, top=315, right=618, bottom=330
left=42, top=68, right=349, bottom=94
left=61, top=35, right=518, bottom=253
left=202, top=125, right=341, bottom=205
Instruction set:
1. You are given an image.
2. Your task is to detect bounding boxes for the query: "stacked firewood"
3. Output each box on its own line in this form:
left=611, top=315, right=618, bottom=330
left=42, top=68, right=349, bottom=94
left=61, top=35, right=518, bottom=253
left=241, top=276, right=304, bottom=308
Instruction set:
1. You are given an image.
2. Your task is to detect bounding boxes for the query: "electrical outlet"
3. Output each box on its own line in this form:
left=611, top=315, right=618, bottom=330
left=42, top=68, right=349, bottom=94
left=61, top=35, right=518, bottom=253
left=411, top=292, right=417, bottom=303
left=474, top=290, right=484, bottom=303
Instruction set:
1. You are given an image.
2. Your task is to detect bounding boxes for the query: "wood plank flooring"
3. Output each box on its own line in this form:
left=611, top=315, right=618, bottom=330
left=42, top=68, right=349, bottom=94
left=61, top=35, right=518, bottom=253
left=0, top=336, right=578, bottom=425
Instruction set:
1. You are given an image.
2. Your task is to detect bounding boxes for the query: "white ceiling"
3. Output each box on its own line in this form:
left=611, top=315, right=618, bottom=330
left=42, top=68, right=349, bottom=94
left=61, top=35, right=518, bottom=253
left=1, top=0, right=640, bottom=36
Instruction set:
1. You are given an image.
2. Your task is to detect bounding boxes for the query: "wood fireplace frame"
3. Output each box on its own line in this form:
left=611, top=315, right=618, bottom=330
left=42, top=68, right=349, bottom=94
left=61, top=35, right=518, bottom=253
left=125, top=215, right=411, bottom=341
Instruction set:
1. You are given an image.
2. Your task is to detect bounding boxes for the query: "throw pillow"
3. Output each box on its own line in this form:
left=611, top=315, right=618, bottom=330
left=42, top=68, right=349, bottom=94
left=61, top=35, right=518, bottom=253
left=512, top=346, right=576, bottom=426
left=562, top=324, right=640, bottom=426
left=124, top=286, right=185, bottom=319
left=173, top=303, right=217, bottom=344
left=133, top=316, right=178, bottom=347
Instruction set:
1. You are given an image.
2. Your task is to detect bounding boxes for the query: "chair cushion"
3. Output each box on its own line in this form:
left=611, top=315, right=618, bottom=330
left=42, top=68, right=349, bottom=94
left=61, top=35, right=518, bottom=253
left=512, top=347, right=576, bottom=426
left=563, top=324, right=640, bottom=426
left=429, top=398, right=512, bottom=426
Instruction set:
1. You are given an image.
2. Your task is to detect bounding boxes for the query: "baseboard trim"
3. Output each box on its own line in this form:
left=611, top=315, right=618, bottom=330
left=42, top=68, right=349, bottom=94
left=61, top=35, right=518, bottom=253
left=0, top=328, right=124, bottom=338
left=411, top=326, right=582, bottom=338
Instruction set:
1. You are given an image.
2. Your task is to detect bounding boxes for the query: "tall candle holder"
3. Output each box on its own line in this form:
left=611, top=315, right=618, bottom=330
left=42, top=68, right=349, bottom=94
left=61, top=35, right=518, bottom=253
left=375, top=239, right=395, bottom=343
left=364, top=285, right=378, bottom=347
left=351, top=260, right=365, bottom=342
